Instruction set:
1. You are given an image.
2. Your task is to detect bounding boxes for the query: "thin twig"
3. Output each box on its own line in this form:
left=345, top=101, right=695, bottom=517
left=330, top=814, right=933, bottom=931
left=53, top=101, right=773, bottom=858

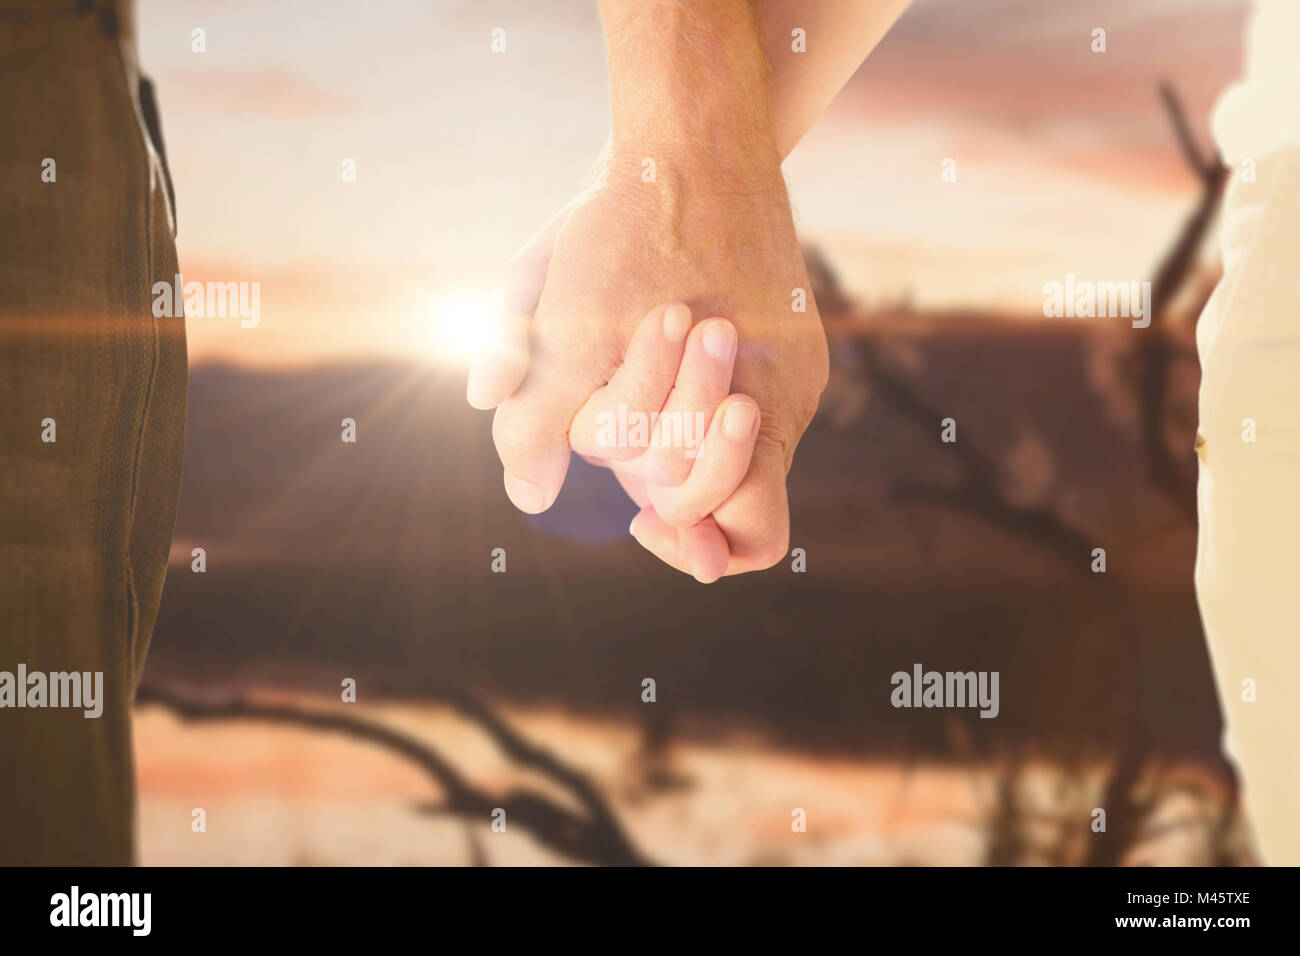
left=136, top=684, right=652, bottom=866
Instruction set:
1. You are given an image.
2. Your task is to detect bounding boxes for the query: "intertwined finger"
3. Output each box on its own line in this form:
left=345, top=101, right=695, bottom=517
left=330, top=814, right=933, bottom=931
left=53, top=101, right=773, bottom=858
left=616, top=317, right=737, bottom=486
left=569, top=303, right=691, bottom=461
left=645, top=394, right=759, bottom=528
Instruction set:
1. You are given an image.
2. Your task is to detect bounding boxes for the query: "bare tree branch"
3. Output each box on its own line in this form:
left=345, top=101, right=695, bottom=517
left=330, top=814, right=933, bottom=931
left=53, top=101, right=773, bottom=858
left=1137, top=84, right=1230, bottom=524
left=857, top=341, right=1095, bottom=571
left=1159, top=83, right=1218, bottom=184
left=136, top=684, right=652, bottom=867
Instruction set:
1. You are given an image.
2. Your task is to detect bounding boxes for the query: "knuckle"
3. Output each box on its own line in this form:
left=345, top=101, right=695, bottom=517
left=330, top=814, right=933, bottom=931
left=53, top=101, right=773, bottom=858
left=645, top=448, right=692, bottom=486
left=657, top=490, right=708, bottom=529
left=754, top=425, right=794, bottom=473
left=801, top=349, right=830, bottom=423
left=626, top=364, right=676, bottom=407
left=656, top=501, right=692, bottom=529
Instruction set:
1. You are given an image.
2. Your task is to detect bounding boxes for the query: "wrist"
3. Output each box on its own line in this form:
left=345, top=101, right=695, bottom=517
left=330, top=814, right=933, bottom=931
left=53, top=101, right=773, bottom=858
left=600, top=0, right=780, bottom=171
left=600, top=137, right=785, bottom=204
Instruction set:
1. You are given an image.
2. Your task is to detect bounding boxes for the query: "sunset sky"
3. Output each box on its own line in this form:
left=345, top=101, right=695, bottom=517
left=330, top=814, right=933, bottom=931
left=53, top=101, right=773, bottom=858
left=135, top=0, right=1250, bottom=368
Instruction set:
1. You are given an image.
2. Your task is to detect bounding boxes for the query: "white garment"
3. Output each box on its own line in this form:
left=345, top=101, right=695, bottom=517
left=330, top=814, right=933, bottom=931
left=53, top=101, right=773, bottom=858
left=1196, top=0, right=1300, bottom=866
left=1210, top=0, right=1300, bottom=164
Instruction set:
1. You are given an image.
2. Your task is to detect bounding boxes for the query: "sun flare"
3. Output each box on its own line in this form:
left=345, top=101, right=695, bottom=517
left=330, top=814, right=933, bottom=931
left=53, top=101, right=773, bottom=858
left=419, top=289, right=504, bottom=367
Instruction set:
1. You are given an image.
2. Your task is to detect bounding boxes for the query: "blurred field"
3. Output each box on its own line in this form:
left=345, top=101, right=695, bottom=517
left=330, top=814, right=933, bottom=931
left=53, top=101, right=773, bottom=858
left=135, top=697, right=1237, bottom=866
left=136, top=282, right=1245, bottom=864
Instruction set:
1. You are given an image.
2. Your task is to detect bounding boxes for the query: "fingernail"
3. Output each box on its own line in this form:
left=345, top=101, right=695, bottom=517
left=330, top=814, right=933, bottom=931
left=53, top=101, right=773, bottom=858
left=703, top=320, right=736, bottom=362
left=503, top=472, right=548, bottom=513
left=662, top=304, right=691, bottom=343
left=722, top=402, right=757, bottom=442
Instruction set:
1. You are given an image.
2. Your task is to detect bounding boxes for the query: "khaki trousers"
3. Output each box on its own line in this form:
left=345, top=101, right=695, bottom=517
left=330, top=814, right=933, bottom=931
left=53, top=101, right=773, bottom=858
left=0, top=0, right=185, bottom=865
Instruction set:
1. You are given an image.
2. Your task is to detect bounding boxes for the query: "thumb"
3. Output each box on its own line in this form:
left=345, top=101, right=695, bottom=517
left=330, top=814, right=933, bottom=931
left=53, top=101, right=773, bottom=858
left=465, top=209, right=567, bottom=410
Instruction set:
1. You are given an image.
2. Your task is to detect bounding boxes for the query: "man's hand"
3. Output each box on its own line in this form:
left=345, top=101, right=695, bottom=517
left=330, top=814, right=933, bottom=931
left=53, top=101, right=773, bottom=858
left=490, top=158, right=825, bottom=574
left=470, top=0, right=832, bottom=575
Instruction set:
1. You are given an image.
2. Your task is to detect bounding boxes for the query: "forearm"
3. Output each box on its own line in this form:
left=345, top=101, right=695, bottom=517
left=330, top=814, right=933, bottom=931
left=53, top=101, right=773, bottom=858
left=599, top=0, right=781, bottom=175
left=599, top=0, right=912, bottom=165
left=760, top=0, right=913, bottom=157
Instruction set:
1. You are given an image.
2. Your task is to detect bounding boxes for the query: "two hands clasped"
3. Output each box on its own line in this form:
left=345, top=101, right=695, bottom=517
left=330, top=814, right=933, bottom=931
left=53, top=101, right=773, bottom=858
left=464, top=148, right=829, bottom=583
left=457, top=0, right=914, bottom=580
